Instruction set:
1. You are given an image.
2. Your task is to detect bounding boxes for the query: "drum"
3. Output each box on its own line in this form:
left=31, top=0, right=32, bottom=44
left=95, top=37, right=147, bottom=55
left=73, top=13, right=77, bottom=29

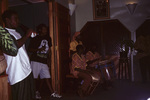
left=99, top=61, right=115, bottom=81
left=85, top=69, right=100, bottom=95
left=86, top=69, right=100, bottom=81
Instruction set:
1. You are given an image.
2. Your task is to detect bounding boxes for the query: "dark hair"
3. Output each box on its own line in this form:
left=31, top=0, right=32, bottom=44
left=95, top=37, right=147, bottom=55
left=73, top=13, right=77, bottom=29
left=36, top=24, right=47, bottom=33
left=76, top=45, right=84, bottom=52
left=2, top=9, right=17, bottom=23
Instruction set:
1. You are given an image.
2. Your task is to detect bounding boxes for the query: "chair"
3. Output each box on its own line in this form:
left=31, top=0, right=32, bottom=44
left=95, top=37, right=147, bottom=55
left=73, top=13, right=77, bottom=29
left=118, top=57, right=130, bottom=79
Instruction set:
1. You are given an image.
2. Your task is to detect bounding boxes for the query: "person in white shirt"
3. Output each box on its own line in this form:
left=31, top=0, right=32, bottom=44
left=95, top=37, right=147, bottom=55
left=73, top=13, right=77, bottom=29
left=2, top=9, right=35, bottom=100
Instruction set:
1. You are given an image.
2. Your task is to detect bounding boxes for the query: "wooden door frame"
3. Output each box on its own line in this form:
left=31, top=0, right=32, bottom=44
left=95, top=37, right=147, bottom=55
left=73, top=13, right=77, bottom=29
left=48, top=1, right=70, bottom=94
left=0, top=1, right=9, bottom=100
left=48, top=1, right=61, bottom=93
left=0, top=0, right=8, bottom=26
left=48, top=1, right=56, bottom=92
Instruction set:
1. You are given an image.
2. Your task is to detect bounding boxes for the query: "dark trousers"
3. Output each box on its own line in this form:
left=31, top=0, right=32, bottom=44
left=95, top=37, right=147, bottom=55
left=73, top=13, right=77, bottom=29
left=11, top=72, right=35, bottom=100
left=139, top=55, right=150, bottom=82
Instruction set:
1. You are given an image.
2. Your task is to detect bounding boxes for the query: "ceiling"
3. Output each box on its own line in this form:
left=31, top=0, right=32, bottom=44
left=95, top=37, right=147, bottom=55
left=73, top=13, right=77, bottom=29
left=8, top=0, right=45, bottom=7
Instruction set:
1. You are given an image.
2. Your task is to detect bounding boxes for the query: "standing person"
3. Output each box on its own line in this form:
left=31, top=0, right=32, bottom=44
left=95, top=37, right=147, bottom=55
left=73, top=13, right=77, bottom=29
left=134, top=35, right=150, bottom=83
left=2, top=9, right=36, bottom=100
left=28, top=24, right=62, bottom=99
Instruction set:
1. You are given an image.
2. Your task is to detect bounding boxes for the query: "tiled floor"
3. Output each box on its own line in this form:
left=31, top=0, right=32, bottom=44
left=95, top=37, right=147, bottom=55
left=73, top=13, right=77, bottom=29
left=40, top=80, right=150, bottom=100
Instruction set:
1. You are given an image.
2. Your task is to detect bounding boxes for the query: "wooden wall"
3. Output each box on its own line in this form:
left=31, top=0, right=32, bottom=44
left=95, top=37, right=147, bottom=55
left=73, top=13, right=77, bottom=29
left=49, top=2, right=70, bottom=94
left=136, top=19, right=150, bottom=38
left=0, top=75, right=9, bottom=100
left=0, top=1, right=9, bottom=100
left=80, top=19, right=131, bottom=56
left=80, top=19, right=131, bottom=78
left=0, top=0, right=8, bottom=25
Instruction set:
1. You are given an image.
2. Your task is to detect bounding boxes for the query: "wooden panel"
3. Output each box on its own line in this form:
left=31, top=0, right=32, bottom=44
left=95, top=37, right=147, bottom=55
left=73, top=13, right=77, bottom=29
left=0, top=0, right=9, bottom=99
left=55, top=2, right=70, bottom=94
left=48, top=1, right=56, bottom=92
left=80, top=19, right=131, bottom=78
left=49, top=2, right=70, bottom=94
left=136, top=19, right=150, bottom=38
left=0, top=0, right=8, bottom=26
left=102, top=20, right=130, bottom=55
left=80, top=19, right=131, bottom=55
left=0, top=75, right=9, bottom=100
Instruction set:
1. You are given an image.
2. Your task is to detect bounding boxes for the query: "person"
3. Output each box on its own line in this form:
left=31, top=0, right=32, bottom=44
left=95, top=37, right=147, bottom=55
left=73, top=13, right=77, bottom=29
left=0, top=25, right=18, bottom=76
left=28, top=24, right=62, bottom=99
left=86, top=46, right=113, bottom=89
left=2, top=9, right=36, bottom=100
left=85, top=46, right=102, bottom=79
left=134, top=35, right=150, bottom=83
left=71, top=45, right=100, bottom=97
left=85, top=46, right=101, bottom=68
left=0, top=26, right=18, bottom=56
left=70, top=32, right=83, bottom=57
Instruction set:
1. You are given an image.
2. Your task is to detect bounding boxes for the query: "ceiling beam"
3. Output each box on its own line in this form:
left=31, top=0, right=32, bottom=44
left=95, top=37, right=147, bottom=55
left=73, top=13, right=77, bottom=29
left=23, top=0, right=46, bottom=3
left=21, top=0, right=32, bottom=4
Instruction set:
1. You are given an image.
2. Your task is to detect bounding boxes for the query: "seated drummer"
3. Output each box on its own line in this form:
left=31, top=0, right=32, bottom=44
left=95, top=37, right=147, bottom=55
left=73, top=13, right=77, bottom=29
left=85, top=45, right=102, bottom=68
left=71, top=45, right=100, bottom=97
left=85, top=46, right=103, bottom=84
left=86, top=46, right=113, bottom=89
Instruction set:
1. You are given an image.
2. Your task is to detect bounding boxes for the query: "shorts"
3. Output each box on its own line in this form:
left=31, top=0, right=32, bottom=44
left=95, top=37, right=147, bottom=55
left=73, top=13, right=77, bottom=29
left=31, top=61, right=51, bottom=79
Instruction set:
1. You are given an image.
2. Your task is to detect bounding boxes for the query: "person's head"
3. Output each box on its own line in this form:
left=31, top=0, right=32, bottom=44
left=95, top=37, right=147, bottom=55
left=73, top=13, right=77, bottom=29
left=72, top=31, right=81, bottom=41
left=76, top=34, right=82, bottom=41
left=91, top=45, right=97, bottom=52
left=76, top=45, right=84, bottom=54
left=36, top=24, right=48, bottom=36
left=2, top=10, right=19, bottom=29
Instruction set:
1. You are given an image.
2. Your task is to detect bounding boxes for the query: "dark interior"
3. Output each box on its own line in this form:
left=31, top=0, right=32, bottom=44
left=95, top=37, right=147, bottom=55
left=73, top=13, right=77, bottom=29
left=80, top=19, right=131, bottom=57
left=136, top=19, right=150, bottom=38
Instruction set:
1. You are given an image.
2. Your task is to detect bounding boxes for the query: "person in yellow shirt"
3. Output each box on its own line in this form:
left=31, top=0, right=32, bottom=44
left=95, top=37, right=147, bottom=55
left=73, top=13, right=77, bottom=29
left=70, top=32, right=83, bottom=57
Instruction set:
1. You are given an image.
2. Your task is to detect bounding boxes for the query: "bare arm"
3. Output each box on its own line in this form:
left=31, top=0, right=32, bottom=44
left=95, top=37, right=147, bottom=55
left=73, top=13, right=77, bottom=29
left=86, top=58, right=100, bottom=65
left=17, top=29, right=34, bottom=48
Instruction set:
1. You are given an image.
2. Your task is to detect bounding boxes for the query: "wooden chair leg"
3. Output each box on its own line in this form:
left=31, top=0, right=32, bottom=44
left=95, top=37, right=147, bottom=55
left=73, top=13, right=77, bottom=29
left=86, top=81, right=99, bottom=95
